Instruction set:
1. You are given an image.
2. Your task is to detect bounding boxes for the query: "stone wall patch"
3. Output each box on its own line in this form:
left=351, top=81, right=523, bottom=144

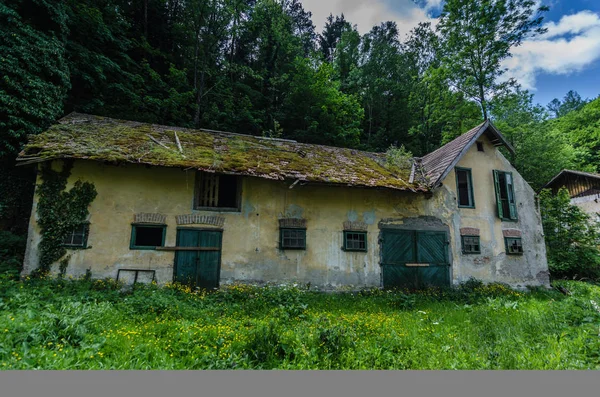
left=134, top=213, right=166, bottom=224
left=343, top=221, right=368, bottom=231
left=279, top=218, right=306, bottom=228
left=176, top=214, right=225, bottom=227
left=460, top=227, right=480, bottom=236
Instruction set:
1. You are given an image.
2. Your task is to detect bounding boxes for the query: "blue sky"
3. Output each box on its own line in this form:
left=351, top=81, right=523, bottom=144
left=301, top=0, right=600, bottom=107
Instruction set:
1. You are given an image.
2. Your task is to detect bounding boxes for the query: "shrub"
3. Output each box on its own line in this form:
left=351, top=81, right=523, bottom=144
left=0, top=231, right=26, bottom=278
left=539, top=188, right=600, bottom=280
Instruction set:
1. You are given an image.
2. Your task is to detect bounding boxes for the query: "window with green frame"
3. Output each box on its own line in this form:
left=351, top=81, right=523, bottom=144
left=493, top=170, right=518, bottom=221
left=343, top=231, right=367, bottom=252
left=461, top=235, right=480, bottom=254
left=130, top=224, right=166, bottom=250
left=279, top=228, right=306, bottom=250
left=63, top=223, right=90, bottom=248
left=505, top=237, right=523, bottom=255
left=455, top=167, right=475, bottom=208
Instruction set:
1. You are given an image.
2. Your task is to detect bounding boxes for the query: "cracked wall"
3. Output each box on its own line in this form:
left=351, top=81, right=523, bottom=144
left=22, top=134, right=549, bottom=288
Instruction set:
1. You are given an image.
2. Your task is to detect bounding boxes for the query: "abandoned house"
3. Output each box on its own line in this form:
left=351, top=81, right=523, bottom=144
left=543, top=169, right=600, bottom=223
left=18, top=113, right=550, bottom=289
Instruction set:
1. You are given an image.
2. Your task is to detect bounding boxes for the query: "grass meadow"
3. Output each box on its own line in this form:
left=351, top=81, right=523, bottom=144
left=1, top=276, right=599, bottom=369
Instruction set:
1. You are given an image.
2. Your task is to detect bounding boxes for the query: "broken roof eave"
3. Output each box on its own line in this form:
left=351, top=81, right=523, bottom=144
left=17, top=155, right=428, bottom=194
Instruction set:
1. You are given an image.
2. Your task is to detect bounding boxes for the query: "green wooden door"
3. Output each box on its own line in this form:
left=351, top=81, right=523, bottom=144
left=174, top=229, right=222, bottom=289
left=416, top=231, right=450, bottom=288
left=381, top=229, right=449, bottom=289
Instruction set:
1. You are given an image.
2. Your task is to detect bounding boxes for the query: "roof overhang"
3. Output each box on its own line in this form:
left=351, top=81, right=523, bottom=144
left=432, top=120, right=515, bottom=188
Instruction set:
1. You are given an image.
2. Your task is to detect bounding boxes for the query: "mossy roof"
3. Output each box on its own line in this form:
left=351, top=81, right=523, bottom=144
left=18, top=113, right=430, bottom=192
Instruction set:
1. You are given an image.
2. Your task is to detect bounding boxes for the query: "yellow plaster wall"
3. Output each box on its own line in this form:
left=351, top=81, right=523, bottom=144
left=444, top=135, right=549, bottom=285
left=22, top=135, right=550, bottom=288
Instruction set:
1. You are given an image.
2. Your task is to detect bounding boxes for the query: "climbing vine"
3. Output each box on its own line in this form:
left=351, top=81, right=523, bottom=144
left=36, top=161, right=97, bottom=274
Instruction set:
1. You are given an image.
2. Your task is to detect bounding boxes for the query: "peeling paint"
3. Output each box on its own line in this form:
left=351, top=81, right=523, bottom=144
left=22, top=134, right=549, bottom=288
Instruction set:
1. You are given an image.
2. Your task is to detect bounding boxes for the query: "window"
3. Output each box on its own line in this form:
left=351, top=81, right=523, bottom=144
left=461, top=235, right=480, bottom=254
left=194, top=172, right=241, bottom=211
left=343, top=231, right=367, bottom=252
left=505, top=237, right=523, bottom=255
left=455, top=167, right=475, bottom=208
left=279, top=228, right=306, bottom=250
left=476, top=142, right=484, bottom=152
left=63, top=223, right=89, bottom=248
left=493, top=170, right=518, bottom=221
left=130, top=224, right=166, bottom=249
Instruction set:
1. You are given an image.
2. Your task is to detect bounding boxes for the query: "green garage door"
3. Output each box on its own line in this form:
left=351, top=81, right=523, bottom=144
left=381, top=229, right=450, bottom=289
left=174, top=229, right=222, bottom=289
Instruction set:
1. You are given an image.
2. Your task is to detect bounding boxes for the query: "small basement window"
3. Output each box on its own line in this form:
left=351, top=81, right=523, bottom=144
left=194, top=171, right=241, bottom=211
left=130, top=224, right=166, bottom=249
left=63, top=223, right=89, bottom=248
left=455, top=167, right=475, bottom=208
left=343, top=231, right=367, bottom=252
left=505, top=237, right=523, bottom=255
left=280, top=228, right=306, bottom=250
left=461, top=235, right=480, bottom=254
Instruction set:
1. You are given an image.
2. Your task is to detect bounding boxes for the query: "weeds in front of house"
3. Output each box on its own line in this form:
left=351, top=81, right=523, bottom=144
left=0, top=275, right=599, bottom=369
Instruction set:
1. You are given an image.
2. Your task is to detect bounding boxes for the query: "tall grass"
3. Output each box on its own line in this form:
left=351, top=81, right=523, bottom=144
left=1, top=275, right=599, bottom=369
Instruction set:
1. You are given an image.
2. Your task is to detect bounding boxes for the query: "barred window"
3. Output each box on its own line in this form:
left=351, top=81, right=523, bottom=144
left=280, top=228, right=306, bottom=250
left=194, top=172, right=241, bottom=211
left=343, top=231, right=367, bottom=252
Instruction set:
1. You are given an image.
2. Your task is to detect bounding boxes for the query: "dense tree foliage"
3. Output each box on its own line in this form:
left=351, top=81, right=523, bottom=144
left=539, top=188, right=600, bottom=280
left=437, top=0, right=549, bottom=119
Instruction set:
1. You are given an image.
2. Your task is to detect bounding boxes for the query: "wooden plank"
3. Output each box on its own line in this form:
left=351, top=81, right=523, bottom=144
left=156, top=246, right=220, bottom=251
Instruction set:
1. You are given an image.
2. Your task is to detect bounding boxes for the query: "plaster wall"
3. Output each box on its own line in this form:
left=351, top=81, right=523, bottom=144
left=571, top=195, right=600, bottom=224
left=22, top=134, right=550, bottom=288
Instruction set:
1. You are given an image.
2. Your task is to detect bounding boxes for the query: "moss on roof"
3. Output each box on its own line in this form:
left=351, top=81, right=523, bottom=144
left=18, top=113, right=430, bottom=192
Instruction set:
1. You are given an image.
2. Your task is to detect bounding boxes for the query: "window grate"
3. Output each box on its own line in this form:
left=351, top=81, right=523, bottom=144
left=280, top=228, right=306, bottom=250
left=195, top=172, right=241, bottom=210
left=343, top=231, right=367, bottom=252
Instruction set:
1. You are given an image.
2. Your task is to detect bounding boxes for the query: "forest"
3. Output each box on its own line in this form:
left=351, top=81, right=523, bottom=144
left=1, top=0, right=599, bottom=278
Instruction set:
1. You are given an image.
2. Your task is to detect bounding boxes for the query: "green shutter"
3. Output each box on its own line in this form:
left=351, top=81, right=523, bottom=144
left=506, top=172, right=518, bottom=220
left=493, top=170, right=504, bottom=219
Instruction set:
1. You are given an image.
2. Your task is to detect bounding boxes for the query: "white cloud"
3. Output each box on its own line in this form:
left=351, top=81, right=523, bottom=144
left=299, top=2, right=600, bottom=92
left=299, top=0, right=435, bottom=38
left=503, top=10, right=600, bottom=90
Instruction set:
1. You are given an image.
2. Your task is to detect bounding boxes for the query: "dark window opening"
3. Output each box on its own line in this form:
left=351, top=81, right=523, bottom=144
left=63, top=223, right=89, bottom=248
left=195, top=172, right=241, bottom=210
left=476, top=142, right=484, bottom=152
left=456, top=168, right=474, bottom=207
left=505, top=237, right=523, bottom=255
left=131, top=225, right=166, bottom=249
left=461, top=235, right=480, bottom=254
left=344, top=231, right=367, bottom=252
left=280, top=228, right=306, bottom=250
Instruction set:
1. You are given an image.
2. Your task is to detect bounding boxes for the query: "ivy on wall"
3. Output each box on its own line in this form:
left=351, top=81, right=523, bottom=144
left=36, top=161, right=97, bottom=273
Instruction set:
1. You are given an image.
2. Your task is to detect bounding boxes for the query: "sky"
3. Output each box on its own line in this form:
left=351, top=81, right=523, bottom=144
left=299, top=0, right=600, bottom=106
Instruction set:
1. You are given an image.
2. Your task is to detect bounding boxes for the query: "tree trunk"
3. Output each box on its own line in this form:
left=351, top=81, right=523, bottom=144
left=144, top=0, right=148, bottom=39
left=479, top=83, right=488, bottom=120
left=194, top=70, right=205, bottom=127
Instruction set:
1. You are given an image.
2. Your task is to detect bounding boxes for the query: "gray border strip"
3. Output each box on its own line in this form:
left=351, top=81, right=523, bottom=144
left=1, top=371, right=599, bottom=397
